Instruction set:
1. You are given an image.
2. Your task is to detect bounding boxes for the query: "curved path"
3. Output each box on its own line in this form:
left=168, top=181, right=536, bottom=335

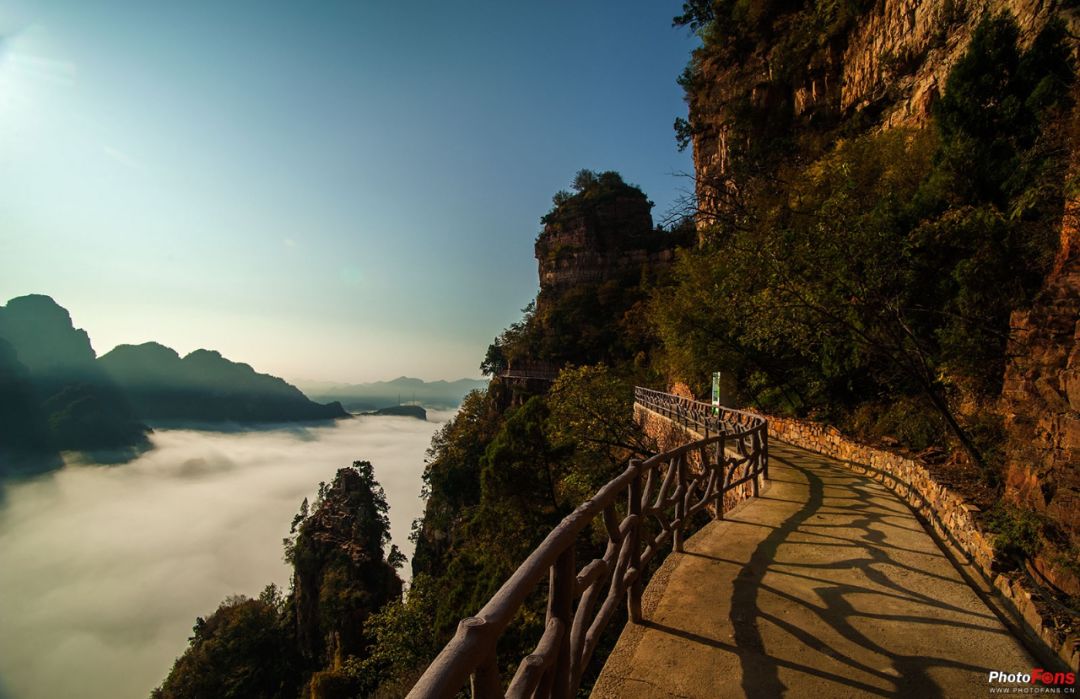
left=592, top=440, right=1032, bottom=698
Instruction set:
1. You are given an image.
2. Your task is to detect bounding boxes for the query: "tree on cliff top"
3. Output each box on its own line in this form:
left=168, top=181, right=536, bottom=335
left=541, top=169, right=653, bottom=228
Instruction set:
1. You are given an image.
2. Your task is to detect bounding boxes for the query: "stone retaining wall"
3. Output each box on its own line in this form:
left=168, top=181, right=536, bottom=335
left=760, top=413, right=1078, bottom=672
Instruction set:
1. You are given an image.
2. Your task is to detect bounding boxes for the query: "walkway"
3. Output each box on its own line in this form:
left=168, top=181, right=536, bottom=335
left=592, top=440, right=1033, bottom=698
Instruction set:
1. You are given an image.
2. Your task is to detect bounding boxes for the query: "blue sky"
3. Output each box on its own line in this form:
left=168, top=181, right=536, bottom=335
left=0, top=1, right=697, bottom=383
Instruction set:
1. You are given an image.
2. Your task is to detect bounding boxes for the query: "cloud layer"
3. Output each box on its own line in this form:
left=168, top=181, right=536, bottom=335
left=0, top=412, right=451, bottom=699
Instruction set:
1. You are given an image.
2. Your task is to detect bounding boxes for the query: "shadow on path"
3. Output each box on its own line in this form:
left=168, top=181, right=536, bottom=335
left=593, top=441, right=1033, bottom=698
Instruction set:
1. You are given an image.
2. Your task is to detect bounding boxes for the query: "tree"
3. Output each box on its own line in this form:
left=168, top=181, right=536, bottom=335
left=152, top=590, right=300, bottom=699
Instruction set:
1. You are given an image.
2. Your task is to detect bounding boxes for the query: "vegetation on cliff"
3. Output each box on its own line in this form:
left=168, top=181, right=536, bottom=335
left=667, top=5, right=1078, bottom=596
left=154, top=461, right=403, bottom=699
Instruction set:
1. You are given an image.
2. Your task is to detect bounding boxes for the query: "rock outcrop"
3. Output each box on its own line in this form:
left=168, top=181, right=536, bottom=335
left=688, top=0, right=1071, bottom=209
left=839, top=0, right=1060, bottom=127
left=535, top=188, right=680, bottom=294
left=291, top=463, right=403, bottom=671
left=1000, top=192, right=1080, bottom=596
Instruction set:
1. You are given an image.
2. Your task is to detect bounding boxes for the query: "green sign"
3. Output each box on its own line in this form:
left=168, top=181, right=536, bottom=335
left=711, top=371, right=721, bottom=415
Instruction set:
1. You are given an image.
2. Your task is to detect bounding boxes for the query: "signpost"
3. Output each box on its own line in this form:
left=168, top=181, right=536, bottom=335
left=711, top=371, right=721, bottom=416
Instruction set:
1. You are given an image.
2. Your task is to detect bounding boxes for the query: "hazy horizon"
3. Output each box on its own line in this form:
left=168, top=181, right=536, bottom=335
left=0, top=412, right=452, bottom=699
left=0, top=1, right=697, bottom=384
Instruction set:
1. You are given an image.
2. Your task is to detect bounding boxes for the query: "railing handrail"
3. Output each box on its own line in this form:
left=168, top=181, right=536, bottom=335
left=407, top=387, right=768, bottom=698
left=497, top=368, right=560, bottom=381
left=632, top=386, right=764, bottom=438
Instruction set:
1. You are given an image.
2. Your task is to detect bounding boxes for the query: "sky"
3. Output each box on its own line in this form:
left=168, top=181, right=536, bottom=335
left=0, top=1, right=697, bottom=384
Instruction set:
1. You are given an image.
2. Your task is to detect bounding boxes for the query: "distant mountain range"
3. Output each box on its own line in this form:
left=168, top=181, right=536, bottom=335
left=0, top=295, right=346, bottom=476
left=299, top=376, right=488, bottom=411
left=100, top=343, right=347, bottom=423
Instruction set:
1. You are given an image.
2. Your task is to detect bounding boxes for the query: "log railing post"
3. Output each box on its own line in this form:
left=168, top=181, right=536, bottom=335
left=715, top=434, right=725, bottom=521
left=547, top=547, right=575, bottom=699
left=627, top=462, right=643, bottom=624
left=763, top=429, right=769, bottom=480
left=673, top=454, right=687, bottom=553
left=751, top=430, right=761, bottom=498
left=472, top=648, right=503, bottom=698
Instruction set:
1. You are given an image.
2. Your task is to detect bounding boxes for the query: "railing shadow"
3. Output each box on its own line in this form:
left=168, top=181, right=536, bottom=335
left=639, top=445, right=1004, bottom=697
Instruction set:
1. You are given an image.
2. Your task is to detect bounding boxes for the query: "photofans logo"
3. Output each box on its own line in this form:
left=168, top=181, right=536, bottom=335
left=988, top=669, right=1077, bottom=695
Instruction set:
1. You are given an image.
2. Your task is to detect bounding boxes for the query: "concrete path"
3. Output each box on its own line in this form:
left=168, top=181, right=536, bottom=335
left=591, top=440, right=1033, bottom=698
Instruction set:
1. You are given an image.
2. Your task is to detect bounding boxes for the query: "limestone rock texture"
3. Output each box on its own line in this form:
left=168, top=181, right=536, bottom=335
left=1000, top=192, right=1080, bottom=596
left=839, top=0, right=1060, bottom=128
left=689, top=0, right=1068, bottom=206
left=534, top=192, right=680, bottom=296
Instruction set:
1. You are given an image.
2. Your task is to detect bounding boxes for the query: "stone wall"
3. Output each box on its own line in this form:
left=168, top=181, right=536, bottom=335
left=760, top=412, right=1078, bottom=671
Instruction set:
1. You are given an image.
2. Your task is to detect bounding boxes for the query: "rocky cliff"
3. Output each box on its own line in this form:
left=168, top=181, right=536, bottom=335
left=687, top=0, right=1071, bottom=210
left=1000, top=174, right=1080, bottom=596
left=839, top=0, right=1060, bottom=126
left=291, top=463, right=403, bottom=682
left=534, top=172, right=689, bottom=300
left=535, top=189, right=679, bottom=293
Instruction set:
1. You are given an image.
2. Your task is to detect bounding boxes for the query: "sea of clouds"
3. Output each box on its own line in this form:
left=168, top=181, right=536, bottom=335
left=0, top=411, right=453, bottom=699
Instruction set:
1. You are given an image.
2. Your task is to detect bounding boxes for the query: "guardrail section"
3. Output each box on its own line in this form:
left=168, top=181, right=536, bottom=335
left=407, top=388, right=768, bottom=698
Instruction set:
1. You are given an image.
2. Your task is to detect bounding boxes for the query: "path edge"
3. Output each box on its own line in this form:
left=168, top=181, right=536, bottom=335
left=759, top=416, right=1078, bottom=673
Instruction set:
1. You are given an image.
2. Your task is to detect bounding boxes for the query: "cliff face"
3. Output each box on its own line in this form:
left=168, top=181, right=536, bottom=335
left=534, top=191, right=680, bottom=295
left=1000, top=190, right=1080, bottom=596
left=689, top=0, right=1067, bottom=204
left=838, top=0, right=1059, bottom=127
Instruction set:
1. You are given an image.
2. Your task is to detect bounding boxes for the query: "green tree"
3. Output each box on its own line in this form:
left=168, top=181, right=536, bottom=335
left=152, top=588, right=299, bottom=699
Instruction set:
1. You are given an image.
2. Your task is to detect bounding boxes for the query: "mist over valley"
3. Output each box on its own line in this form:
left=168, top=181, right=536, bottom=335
left=0, top=411, right=453, bottom=699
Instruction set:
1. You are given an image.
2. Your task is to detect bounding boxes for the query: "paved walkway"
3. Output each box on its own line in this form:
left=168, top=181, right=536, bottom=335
left=592, top=440, right=1033, bottom=698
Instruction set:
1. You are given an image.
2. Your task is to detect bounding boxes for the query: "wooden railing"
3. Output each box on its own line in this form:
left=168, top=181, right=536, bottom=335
left=406, top=388, right=768, bottom=699
left=497, top=368, right=560, bottom=381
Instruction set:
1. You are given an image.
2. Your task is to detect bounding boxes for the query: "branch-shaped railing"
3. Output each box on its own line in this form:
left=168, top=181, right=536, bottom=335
left=406, top=388, right=768, bottom=698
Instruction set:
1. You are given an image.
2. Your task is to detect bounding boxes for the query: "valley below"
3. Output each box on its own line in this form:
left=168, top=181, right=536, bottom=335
left=0, top=411, right=453, bottom=699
